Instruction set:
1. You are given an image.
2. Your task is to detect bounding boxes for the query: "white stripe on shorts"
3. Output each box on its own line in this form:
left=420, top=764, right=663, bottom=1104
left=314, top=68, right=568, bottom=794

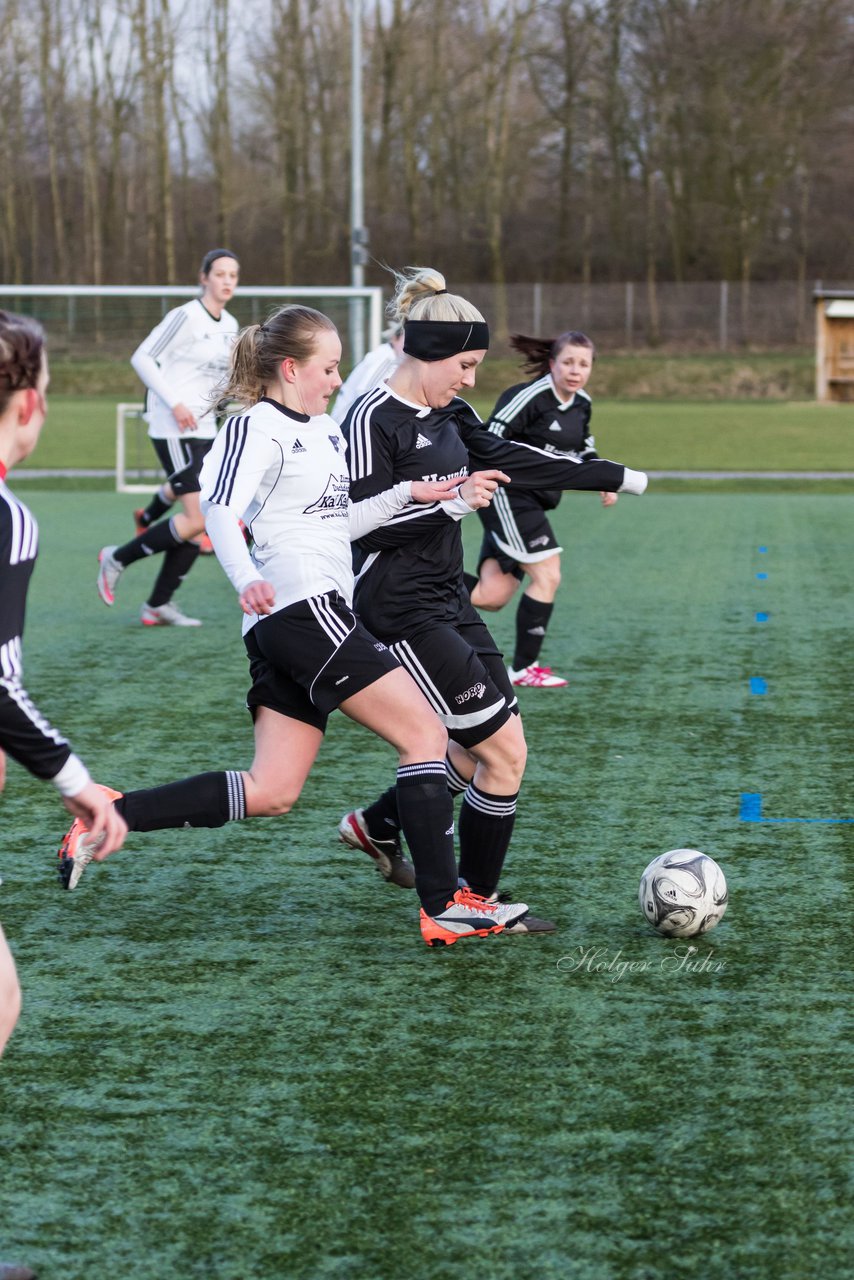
left=390, top=640, right=506, bottom=731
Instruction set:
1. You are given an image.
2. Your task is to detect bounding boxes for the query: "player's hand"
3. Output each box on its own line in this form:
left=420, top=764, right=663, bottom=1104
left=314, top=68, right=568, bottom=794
left=0, top=747, right=6, bottom=793
left=411, top=477, right=471, bottom=504
left=600, top=491, right=618, bottom=507
left=62, top=783, right=127, bottom=860
left=239, top=579, right=276, bottom=616
left=458, top=470, right=510, bottom=509
left=172, top=402, right=197, bottom=431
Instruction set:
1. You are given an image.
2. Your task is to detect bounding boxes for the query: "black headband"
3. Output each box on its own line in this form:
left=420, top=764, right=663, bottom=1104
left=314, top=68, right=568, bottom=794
left=201, top=247, right=238, bottom=274
left=403, top=320, right=490, bottom=361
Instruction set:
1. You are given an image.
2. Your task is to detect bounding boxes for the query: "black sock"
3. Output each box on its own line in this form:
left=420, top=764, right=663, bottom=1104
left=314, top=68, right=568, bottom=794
left=361, top=750, right=469, bottom=843
left=115, top=517, right=184, bottom=567
left=147, top=541, right=201, bottom=608
left=514, top=594, right=554, bottom=670
left=395, top=762, right=458, bottom=916
left=445, top=753, right=469, bottom=796
left=457, top=783, right=518, bottom=897
left=141, top=490, right=172, bottom=526
left=362, top=787, right=401, bottom=843
left=115, top=770, right=246, bottom=831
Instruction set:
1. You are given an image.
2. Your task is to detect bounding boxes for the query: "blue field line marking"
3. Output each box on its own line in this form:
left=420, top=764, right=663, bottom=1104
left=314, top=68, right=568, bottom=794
left=756, top=572, right=768, bottom=580
left=749, top=677, right=767, bottom=695
left=755, top=612, right=769, bottom=622
left=740, top=793, right=854, bottom=824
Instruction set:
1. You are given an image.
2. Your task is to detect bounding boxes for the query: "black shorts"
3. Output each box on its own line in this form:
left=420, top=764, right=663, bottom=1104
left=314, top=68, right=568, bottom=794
left=477, top=488, right=562, bottom=575
left=388, top=614, right=516, bottom=749
left=150, top=437, right=214, bottom=496
left=243, top=592, right=400, bottom=732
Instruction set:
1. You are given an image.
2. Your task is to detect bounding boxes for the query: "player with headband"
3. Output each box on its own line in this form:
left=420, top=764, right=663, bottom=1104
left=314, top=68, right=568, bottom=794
left=336, top=267, right=648, bottom=926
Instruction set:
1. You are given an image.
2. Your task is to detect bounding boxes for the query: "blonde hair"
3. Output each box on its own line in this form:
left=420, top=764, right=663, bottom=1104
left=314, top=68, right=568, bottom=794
left=218, top=305, right=337, bottom=406
left=387, top=266, right=484, bottom=327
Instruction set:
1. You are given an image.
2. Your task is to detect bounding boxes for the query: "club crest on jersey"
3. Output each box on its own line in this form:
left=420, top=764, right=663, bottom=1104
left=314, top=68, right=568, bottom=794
left=303, top=474, right=349, bottom=518
left=328, top=435, right=341, bottom=452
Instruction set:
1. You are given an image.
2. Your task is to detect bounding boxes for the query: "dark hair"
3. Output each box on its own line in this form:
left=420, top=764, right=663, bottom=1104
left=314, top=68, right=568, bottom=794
left=200, top=248, right=239, bottom=276
left=510, top=330, right=596, bottom=378
left=0, top=310, right=46, bottom=415
left=218, top=305, right=337, bottom=406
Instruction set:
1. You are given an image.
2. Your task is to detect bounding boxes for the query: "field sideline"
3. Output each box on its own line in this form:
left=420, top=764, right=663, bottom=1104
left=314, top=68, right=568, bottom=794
left=0, top=490, right=850, bottom=1278
left=18, top=394, right=854, bottom=483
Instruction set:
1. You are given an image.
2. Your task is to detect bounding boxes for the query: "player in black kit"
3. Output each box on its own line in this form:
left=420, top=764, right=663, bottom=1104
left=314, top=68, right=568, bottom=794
left=0, top=311, right=126, bottom=1080
left=468, top=329, right=617, bottom=687
left=337, top=268, right=647, bottom=920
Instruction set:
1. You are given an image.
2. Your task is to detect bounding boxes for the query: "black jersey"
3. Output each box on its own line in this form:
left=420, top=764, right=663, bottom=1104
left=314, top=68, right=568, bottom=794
left=344, top=384, right=625, bottom=640
left=488, top=374, right=595, bottom=510
left=0, top=480, right=73, bottom=781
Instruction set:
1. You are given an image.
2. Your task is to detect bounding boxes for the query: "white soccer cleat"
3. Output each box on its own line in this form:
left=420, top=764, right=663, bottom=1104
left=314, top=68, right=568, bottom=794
left=338, top=809, right=415, bottom=888
left=96, top=546, right=124, bottom=606
left=508, top=663, right=568, bottom=688
left=57, top=786, right=123, bottom=890
left=140, top=601, right=202, bottom=627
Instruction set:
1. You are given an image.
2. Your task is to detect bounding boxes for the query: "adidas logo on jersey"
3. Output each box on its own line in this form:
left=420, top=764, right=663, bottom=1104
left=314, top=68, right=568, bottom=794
left=292, top=439, right=306, bottom=453
left=415, top=433, right=432, bottom=449
left=549, top=420, right=562, bottom=431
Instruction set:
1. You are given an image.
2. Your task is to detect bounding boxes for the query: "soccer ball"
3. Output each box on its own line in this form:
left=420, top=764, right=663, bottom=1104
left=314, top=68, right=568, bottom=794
left=638, top=849, right=728, bottom=938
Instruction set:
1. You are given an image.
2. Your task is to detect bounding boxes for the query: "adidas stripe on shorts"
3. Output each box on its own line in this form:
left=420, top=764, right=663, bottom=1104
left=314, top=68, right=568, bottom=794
left=243, top=591, right=400, bottom=731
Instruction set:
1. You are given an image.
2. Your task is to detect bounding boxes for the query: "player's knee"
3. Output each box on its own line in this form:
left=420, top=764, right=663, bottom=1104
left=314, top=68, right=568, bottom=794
left=471, top=588, right=501, bottom=611
left=405, top=720, right=449, bottom=763
left=531, top=563, right=561, bottom=595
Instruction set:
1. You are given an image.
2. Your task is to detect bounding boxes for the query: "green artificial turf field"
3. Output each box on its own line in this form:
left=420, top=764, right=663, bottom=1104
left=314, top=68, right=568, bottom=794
left=0, top=491, right=851, bottom=1279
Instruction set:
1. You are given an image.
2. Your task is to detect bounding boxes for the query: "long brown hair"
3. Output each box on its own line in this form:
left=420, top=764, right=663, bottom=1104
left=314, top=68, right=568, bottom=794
left=0, top=311, right=46, bottom=415
left=510, top=330, right=595, bottom=379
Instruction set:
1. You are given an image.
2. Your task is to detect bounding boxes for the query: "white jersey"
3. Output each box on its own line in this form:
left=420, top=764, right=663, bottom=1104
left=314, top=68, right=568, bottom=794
left=199, top=398, right=413, bottom=635
left=131, top=298, right=239, bottom=439
left=330, top=342, right=401, bottom=424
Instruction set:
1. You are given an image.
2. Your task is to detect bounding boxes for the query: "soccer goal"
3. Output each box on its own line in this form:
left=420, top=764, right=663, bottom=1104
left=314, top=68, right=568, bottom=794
left=0, top=282, right=383, bottom=492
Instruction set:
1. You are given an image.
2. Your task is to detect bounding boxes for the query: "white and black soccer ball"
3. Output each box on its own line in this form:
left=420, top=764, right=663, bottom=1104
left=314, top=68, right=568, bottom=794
left=638, top=849, right=728, bottom=938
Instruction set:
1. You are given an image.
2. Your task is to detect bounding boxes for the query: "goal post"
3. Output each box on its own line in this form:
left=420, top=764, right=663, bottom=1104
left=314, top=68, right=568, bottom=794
left=116, top=402, right=157, bottom=493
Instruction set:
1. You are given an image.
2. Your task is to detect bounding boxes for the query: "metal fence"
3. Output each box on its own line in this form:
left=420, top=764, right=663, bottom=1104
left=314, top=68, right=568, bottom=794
left=1, top=279, right=848, bottom=359
left=459, top=281, right=848, bottom=355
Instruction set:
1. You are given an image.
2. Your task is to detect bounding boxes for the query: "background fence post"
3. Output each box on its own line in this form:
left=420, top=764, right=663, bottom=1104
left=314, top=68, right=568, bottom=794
left=719, top=280, right=729, bottom=351
left=533, top=281, right=542, bottom=335
left=625, top=281, right=634, bottom=348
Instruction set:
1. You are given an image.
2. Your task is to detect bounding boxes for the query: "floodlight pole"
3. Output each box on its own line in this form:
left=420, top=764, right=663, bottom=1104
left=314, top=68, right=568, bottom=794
left=350, top=0, right=367, bottom=365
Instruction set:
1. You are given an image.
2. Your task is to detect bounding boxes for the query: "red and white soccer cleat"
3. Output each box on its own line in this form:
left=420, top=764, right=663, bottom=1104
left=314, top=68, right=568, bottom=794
left=508, top=663, right=568, bottom=688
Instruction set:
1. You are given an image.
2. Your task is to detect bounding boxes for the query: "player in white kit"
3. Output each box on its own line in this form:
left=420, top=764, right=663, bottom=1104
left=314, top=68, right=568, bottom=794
left=96, top=249, right=240, bottom=626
